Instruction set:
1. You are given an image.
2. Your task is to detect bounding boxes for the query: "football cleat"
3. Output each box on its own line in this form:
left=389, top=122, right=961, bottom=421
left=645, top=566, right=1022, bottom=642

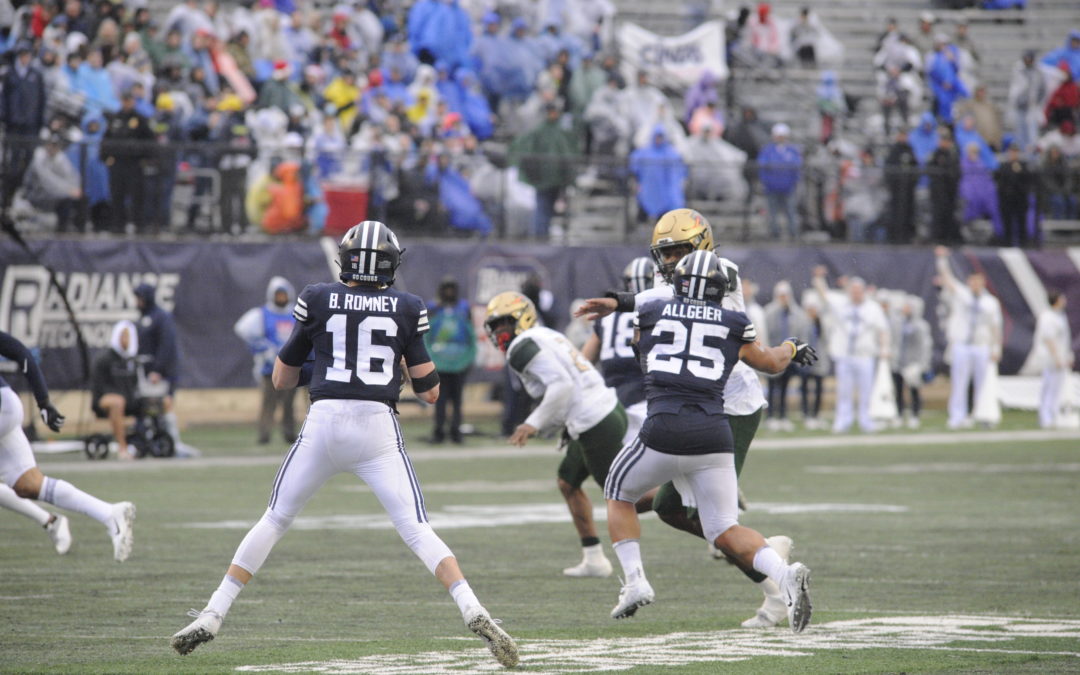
left=610, top=576, right=655, bottom=619
left=108, top=501, right=136, bottom=562
left=741, top=595, right=789, bottom=628
left=563, top=556, right=613, bottom=578
left=765, top=535, right=793, bottom=562
left=780, top=562, right=813, bottom=633
left=464, top=607, right=519, bottom=668
left=46, top=515, right=72, bottom=555
left=171, top=608, right=223, bottom=655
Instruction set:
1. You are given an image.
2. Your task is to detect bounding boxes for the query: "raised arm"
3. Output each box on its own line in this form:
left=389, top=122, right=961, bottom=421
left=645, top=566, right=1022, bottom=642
left=934, top=246, right=960, bottom=294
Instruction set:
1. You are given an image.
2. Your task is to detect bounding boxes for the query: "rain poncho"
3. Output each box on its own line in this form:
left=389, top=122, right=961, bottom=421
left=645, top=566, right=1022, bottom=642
left=684, top=133, right=747, bottom=202
left=457, top=69, right=494, bottom=139
left=509, top=118, right=579, bottom=191
left=927, top=46, right=969, bottom=123
left=629, top=126, right=687, bottom=219
left=68, top=115, right=110, bottom=206
left=683, top=70, right=719, bottom=124
left=73, top=61, right=120, bottom=114
left=1041, top=30, right=1080, bottom=79
left=407, top=0, right=473, bottom=70
left=909, top=112, right=939, bottom=166
left=425, top=160, right=493, bottom=235
left=435, top=63, right=465, bottom=112
left=954, top=117, right=999, bottom=169
left=960, top=153, right=1002, bottom=235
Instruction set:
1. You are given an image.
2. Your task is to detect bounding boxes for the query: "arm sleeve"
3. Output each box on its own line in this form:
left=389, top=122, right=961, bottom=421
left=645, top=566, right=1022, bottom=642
left=0, top=332, right=50, bottom=406
left=605, top=291, right=636, bottom=313
left=277, top=320, right=313, bottom=367
left=403, top=333, right=433, bottom=367
left=521, top=351, right=575, bottom=432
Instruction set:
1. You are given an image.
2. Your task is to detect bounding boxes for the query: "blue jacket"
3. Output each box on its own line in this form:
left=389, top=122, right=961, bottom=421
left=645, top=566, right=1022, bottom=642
left=425, top=162, right=493, bottom=236
left=408, top=0, right=473, bottom=70
left=1041, top=30, right=1080, bottom=77
left=757, top=142, right=802, bottom=194
left=1, top=64, right=46, bottom=129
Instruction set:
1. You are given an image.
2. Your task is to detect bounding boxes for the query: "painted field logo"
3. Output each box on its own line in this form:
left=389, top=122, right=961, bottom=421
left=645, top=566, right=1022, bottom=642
left=235, top=615, right=1080, bottom=674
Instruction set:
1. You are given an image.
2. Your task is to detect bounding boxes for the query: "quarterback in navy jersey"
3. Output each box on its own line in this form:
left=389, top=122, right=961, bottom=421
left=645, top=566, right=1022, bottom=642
left=603, top=251, right=818, bottom=634
left=172, top=222, right=518, bottom=669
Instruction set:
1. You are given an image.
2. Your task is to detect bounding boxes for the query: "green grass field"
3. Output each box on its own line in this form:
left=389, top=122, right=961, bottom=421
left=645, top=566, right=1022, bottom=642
left=2, top=411, right=1079, bottom=674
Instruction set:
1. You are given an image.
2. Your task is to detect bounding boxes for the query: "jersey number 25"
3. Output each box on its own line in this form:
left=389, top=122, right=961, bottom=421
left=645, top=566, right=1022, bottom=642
left=647, top=319, right=728, bottom=379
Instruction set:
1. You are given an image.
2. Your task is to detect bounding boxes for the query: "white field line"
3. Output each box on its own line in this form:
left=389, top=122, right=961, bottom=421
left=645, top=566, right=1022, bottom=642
left=32, top=428, right=1080, bottom=474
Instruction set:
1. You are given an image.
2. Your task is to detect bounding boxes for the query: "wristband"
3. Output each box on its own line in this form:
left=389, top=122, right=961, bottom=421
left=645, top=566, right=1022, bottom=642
left=604, top=291, right=637, bottom=313
left=412, top=369, right=440, bottom=393
left=784, top=341, right=797, bottom=358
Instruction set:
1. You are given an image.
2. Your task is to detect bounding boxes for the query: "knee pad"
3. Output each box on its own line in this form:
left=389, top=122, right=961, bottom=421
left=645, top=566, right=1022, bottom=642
left=232, top=508, right=294, bottom=575
left=394, top=519, right=453, bottom=574
left=704, top=518, right=740, bottom=547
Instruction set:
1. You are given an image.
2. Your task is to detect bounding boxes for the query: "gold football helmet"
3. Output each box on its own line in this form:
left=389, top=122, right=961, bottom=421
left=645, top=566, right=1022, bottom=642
left=649, top=208, right=714, bottom=281
left=484, top=291, right=538, bottom=351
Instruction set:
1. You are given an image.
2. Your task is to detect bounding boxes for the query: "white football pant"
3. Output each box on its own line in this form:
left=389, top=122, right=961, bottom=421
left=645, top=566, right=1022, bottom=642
left=832, top=356, right=876, bottom=433
left=949, top=344, right=990, bottom=427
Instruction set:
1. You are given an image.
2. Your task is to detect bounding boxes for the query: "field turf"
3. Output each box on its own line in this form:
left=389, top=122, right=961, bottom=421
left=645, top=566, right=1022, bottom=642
left=2, top=410, right=1079, bottom=673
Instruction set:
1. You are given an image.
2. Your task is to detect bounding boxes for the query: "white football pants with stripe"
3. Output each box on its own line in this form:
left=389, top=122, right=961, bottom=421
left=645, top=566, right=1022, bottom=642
left=231, top=399, right=452, bottom=577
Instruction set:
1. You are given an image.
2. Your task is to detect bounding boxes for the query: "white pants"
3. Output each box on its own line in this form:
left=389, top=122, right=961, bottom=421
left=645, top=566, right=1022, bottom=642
left=605, top=439, right=739, bottom=543
left=621, top=401, right=647, bottom=448
left=1039, top=368, right=1065, bottom=429
left=0, top=387, right=36, bottom=487
left=247, top=399, right=452, bottom=574
left=833, top=355, right=876, bottom=432
left=949, top=344, right=990, bottom=427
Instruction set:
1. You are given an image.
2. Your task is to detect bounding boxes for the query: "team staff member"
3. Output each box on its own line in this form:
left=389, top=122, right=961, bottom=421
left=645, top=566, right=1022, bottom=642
left=134, top=282, right=186, bottom=451
left=172, top=222, right=518, bottom=668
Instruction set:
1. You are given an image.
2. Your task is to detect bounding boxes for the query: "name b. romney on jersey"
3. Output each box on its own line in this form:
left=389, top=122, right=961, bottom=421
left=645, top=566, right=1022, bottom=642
left=329, top=293, right=400, bottom=313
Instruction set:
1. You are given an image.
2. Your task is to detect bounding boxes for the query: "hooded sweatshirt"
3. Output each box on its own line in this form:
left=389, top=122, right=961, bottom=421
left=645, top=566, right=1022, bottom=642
left=234, top=276, right=296, bottom=379
left=90, top=320, right=139, bottom=405
left=134, top=283, right=179, bottom=381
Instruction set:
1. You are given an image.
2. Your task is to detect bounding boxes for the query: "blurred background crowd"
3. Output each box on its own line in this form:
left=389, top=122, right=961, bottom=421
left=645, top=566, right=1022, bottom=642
left=1, top=0, right=1078, bottom=244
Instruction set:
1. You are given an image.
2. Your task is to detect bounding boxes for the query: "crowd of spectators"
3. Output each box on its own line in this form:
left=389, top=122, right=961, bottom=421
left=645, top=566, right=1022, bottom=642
left=0, top=0, right=1078, bottom=244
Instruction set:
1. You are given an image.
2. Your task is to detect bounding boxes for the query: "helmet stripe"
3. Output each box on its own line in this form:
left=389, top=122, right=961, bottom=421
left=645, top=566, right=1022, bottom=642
left=357, top=220, right=371, bottom=276
left=368, top=221, right=381, bottom=275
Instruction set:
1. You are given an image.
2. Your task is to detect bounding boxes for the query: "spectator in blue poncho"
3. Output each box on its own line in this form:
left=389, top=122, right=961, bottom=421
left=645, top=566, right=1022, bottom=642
left=629, top=124, right=687, bottom=220
left=470, top=12, right=505, bottom=98
left=407, top=0, right=473, bottom=69
left=1041, top=30, right=1080, bottom=80
left=959, top=142, right=1003, bottom=238
left=425, top=153, right=493, bottom=236
left=381, top=35, right=419, bottom=85
left=909, top=112, right=939, bottom=166
left=757, top=123, right=803, bottom=240
left=69, top=115, right=112, bottom=231
left=457, top=69, right=495, bottom=139
left=927, top=35, right=968, bottom=124
left=496, top=18, right=544, bottom=103
left=75, top=49, right=121, bottom=114
left=381, top=66, right=414, bottom=107
left=535, top=22, right=584, bottom=71
left=435, top=61, right=465, bottom=113
left=953, top=114, right=999, bottom=170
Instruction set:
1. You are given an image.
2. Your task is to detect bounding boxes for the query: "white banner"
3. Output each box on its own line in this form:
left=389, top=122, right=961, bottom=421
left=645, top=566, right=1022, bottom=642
left=617, top=20, right=728, bottom=88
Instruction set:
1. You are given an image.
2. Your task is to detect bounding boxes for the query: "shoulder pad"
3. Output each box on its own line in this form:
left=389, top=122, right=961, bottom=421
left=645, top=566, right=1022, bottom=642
left=508, top=336, right=541, bottom=372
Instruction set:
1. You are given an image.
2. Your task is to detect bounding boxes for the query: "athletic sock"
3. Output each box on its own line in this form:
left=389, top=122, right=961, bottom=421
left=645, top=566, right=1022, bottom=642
left=758, top=577, right=783, bottom=601
left=0, top=483, right=52, bottom=526
left=612, top=539, right=644, bottom=582
left=449, top=580, right=480, bottom=617
left=582, top=542, right=606, bottom=562
left=206, top=574, right=244, bottom=618
left=38, top=477, right=113, bottom=524
left=752, top=545, right=788, bottom=584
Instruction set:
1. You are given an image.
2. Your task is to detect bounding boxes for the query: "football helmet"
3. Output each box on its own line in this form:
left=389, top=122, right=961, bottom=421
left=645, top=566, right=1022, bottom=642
left=622, top=257, right=656, bottom=294
left=338, top=220, right=403, bottom=285
left=649, top=208, right=714, bottom=282
left=484, top=291, right=537, bottom=352
left=672, top=250, right=728, bottom=303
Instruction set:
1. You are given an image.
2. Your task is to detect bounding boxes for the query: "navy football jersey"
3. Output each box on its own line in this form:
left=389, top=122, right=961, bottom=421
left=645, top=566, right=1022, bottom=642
left=635, top=296, right=756, bottom=416
left=594, top=311, right=645, bottom=407
left=278, top=282, right=431, bottom=403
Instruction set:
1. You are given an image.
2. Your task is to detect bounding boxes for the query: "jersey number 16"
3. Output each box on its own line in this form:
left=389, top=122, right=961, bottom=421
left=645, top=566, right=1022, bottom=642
left=326, top=314, right=397, bottom=385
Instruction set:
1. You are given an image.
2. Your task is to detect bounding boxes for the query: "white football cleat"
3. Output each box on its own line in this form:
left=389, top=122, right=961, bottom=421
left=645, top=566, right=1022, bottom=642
left=780, top=562, right=813, bottom=633
left=46, top=515, right=72, bottom=555
left=107, top=501, right=135, bottom=562
left=464, top=606, right=519, bottom=668
left=563, top=555, right=613, bottom=578
left=610, top=576, right=655, bottom=619
left=741, top=595, right=788, bottom=628
left=171, top=608, right=223, bottom=655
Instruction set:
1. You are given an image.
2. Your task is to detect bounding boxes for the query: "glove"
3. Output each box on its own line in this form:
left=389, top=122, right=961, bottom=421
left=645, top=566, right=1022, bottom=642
left=40, top=402, right=65, bottom=432
left=784, top=337, right=819, bottom=367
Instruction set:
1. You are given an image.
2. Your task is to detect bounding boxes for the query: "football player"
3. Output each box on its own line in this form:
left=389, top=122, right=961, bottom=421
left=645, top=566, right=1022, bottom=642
left=0, top=331, right=135, bottom=561
left=485, top=291, right=639, bottom=579
left=605, top=250, right=816, bottom=633
left=172, top=222, right=518, bottom=669
left=575, top=208, right=795, bottom=628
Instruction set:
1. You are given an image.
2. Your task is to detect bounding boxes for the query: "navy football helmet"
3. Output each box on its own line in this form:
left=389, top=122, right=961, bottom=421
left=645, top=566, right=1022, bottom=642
left=338, top=221, right=403, bottom=285
left=672, top=250, right=728, bottom=303
left=622, top=257, right=656, bottom=294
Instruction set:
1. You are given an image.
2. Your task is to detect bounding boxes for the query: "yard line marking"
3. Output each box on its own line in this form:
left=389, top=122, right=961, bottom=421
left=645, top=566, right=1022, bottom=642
left=0, top=594, right=54, bottom=600
left=234, top=614, right=1080, bottom=674
left=806, top=462, right=1080, bottom=474
left=341, top=479, right=554, bottom=494
left=34, top=428, right=1080, bottom=475
left=178, top=501, right=906, bottom=531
